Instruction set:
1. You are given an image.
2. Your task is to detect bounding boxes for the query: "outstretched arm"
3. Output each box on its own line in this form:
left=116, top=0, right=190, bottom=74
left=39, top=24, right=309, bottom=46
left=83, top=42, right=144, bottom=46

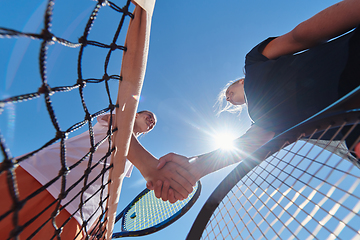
left=127, top=134, right=196, bottom=199
left=153, top=125, right=275, bottom=201
left=100, top=113, right=195, bottom=201
left=263, top=0, right=360, bottom=59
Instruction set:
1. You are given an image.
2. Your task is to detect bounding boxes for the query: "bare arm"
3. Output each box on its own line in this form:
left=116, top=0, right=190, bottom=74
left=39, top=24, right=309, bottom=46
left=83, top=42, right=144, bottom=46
left=127, top=134, right=195, bottom=199
left=171, top=125, right=275, bottom=180
left=192, top=125, right=275, bottom=178
left=102, top=113, right=195, bottom=201
left=263, top=0, right=360, bottom=59
left=154, top=125, right=275, bottom=201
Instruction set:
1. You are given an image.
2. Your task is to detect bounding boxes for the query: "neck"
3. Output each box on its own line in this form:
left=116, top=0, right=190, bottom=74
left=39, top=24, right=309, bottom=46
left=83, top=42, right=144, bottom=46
left=133, top=132, right=141, bottom=138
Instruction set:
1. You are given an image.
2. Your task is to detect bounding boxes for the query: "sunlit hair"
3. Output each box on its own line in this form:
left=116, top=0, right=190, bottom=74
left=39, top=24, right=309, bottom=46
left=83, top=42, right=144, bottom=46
left=214, top=77, right=245, bottom=116
left=137, top=110, right=157, bottom=134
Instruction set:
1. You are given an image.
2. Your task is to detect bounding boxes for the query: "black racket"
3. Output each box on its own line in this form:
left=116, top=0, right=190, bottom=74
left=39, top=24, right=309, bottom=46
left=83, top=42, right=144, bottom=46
left=112, top=181, right=201, bottom=238
left=187, top=87, right=360, bottom=239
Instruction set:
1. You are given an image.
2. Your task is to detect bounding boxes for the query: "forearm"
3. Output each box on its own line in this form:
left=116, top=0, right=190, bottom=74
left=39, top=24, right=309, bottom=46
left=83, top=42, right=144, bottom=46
left=127, top=134, right=158, bottom=176
left=192, top=125, right=275, bottom=178
left=192, top=148, right=248, bottom=178
left=263, top=0, right=360, bottom=59
left=127, top=134, right=195, bottom=198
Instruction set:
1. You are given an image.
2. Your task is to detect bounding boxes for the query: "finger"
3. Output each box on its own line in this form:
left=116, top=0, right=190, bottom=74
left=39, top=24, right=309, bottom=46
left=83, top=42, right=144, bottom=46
left=169, top=166, right=194, bottom=194
left=157, top=153, right=176, bottom=169
left=161, top=180, right=170, bottom=201
left=161, top=163, right=194, bottom=198
left=167, top=177, right=192, bottom=199
left=176, top=166, right=197, bottom=187
left=174, top=190, right=185, bottom=202
left=168, top=188, right=176, bottom=204
left=170, top=157, right=192, bottom=171
left=157, top=158, right=167, bottom=169
left=146, top=181, right=154, bottom=190
left=154, top=180, right=163, bottom=199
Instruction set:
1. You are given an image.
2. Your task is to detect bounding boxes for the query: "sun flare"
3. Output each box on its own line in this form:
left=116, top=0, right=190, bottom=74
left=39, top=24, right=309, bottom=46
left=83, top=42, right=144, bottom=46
left=214, top=132, right=236, bottom=150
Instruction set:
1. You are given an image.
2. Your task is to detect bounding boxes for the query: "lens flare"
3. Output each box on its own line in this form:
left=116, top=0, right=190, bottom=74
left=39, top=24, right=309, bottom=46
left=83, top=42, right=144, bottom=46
left=214, top=132, right=236, bottom=150
left=132, top=95, right=141, bottom=101
left=4, top=102, right=16, bottom=147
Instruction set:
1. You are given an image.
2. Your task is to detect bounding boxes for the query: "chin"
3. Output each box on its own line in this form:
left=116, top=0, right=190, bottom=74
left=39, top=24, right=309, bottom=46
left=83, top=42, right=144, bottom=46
left=234, top=100, right=245, bottom=105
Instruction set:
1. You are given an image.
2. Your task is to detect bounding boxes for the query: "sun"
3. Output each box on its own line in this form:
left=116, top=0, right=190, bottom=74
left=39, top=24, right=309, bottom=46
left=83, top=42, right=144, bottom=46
left=214, top=132, right=236, bottom=150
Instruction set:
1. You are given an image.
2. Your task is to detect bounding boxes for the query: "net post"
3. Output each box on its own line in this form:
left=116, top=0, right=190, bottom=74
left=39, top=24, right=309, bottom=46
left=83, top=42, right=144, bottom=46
left=104, top=1, right=155, bottom=239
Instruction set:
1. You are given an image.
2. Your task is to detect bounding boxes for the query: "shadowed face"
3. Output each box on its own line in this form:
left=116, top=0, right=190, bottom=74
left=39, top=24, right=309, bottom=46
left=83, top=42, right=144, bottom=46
left=225, top=79, right=245, bottom=105
left=134, top=111, right=156, bottom=134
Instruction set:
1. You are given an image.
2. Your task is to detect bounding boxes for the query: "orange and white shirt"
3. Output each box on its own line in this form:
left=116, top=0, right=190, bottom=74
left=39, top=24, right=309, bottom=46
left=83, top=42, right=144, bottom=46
left=19, top=114, right=133, bottom=228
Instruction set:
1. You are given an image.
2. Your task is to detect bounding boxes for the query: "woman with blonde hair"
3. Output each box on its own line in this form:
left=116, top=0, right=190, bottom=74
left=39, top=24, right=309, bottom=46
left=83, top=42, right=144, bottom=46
left=149, top=0, right=360, bottom=203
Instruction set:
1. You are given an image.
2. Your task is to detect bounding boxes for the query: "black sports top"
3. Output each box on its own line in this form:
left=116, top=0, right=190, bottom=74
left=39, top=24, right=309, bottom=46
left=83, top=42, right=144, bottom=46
left=244, top=26, right=360, bottom=135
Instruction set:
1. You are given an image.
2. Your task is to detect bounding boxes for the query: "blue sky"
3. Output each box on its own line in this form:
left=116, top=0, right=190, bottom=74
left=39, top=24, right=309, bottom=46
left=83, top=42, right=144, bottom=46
left=0, top=0, right=340, bottom=239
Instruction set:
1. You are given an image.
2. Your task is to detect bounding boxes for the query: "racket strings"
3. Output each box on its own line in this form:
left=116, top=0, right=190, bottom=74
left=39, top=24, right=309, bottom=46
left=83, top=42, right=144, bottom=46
left=123, top=183, right=199, bottom=232
left=201, top=119, right=360, bottom=239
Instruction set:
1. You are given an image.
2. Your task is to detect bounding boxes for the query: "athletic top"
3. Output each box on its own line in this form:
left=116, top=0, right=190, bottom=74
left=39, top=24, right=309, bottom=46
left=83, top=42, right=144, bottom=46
left=244, top=26, right=360, bottom=135
left=19, top=114, right=133, bottom=228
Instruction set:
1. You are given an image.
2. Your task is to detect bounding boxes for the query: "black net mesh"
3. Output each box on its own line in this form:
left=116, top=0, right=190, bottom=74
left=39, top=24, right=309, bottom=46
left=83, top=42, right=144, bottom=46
left=0, top=0, right=135, bottom=239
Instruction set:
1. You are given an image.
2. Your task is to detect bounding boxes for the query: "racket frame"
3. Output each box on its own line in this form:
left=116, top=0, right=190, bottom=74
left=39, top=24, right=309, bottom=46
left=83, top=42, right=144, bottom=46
left=112, top=181, right=201, bottom=238
left=186, top=86, right=360, bottom=239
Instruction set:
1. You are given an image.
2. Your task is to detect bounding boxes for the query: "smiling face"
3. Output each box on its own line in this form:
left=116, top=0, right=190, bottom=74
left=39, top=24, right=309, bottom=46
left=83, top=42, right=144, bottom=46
left=133, top=111, right=157, bottom=135
left=225, top=78, right=245, bottom=105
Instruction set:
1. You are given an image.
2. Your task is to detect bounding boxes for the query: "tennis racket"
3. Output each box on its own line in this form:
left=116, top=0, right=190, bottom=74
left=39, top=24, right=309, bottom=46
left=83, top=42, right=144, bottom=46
left=112, top=181, right=201, bottom=238
left=187, top=86, right=360, bottom=239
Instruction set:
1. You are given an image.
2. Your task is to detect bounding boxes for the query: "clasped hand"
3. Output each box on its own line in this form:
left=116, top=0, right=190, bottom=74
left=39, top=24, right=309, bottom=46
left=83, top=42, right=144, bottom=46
left=146, top=153, right=201, bottom=203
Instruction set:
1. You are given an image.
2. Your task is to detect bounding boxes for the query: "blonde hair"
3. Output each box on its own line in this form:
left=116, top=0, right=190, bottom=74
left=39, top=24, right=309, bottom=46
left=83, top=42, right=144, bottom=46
left=214, top=77, right=245, bottom=116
